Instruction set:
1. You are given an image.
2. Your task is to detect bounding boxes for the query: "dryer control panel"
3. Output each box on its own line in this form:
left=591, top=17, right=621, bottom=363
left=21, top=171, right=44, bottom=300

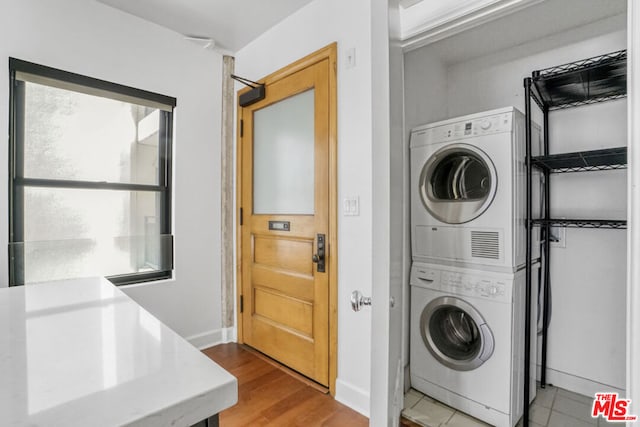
left=434, top=113, right=512, bottom=141
left=410, top=109, right=515, bottom=148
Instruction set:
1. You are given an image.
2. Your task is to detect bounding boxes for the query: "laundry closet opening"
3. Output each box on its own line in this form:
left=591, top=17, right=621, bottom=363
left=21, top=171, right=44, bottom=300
left=402, top=0, right=627, bottom=426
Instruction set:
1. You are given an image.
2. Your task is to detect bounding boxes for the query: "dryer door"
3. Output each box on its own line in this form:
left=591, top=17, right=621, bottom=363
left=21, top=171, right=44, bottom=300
left=419, top=143, right=497, bottom=224
left=420, top=296, right=494, bottom=371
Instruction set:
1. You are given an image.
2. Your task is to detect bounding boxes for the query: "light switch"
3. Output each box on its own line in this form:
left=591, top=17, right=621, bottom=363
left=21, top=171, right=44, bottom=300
left=346, top=48, right=356, bottom=69
left=343, top=196, right=359, bottom=216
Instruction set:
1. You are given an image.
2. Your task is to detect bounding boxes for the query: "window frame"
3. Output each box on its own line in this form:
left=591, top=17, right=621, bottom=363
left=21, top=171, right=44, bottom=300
left=8, top=58, right=176, bottom=286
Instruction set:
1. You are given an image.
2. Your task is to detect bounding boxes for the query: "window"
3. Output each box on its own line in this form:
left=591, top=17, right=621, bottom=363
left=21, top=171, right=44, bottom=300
left=9, top=58, right=175, bottom=286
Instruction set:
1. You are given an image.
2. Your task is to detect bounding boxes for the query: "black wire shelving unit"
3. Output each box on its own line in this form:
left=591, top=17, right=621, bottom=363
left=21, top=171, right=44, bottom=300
left=532, top=147, right=627, bottom=173
left=522, top=50, right=627, bottom=427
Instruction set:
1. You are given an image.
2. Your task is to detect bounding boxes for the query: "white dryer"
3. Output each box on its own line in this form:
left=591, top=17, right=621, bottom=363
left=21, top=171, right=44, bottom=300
left=410, top=262, right=538, bottom=426
left=410, top=107, right=540, bottom=272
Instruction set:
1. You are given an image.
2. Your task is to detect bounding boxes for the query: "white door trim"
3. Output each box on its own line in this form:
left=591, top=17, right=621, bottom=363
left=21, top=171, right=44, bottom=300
left=371, top=0, right=405, bottom=425
left=627, top=1, right=640, bottom=421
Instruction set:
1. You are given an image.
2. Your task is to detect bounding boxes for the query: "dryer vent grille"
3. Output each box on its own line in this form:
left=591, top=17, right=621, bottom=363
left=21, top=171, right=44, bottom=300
left=471, top=231, right=500, bottom=259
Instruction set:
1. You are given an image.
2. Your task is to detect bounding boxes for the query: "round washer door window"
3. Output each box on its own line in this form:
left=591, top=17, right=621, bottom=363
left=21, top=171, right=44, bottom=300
left=419, top=144, right=497, bottom=224
left=420, top=296, right=494, bottom=371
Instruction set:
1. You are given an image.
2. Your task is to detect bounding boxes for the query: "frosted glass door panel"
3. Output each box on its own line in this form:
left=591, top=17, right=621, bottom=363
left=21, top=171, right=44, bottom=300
left=253, top=89, right=315, bottom=215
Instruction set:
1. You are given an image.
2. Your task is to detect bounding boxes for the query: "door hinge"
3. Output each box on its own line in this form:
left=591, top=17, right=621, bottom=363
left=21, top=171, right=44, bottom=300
left=240, top=295, right=244, bottom=313
left=240, top=119, right=244, bottom=137
left=239, top=207, right=243, bottom=226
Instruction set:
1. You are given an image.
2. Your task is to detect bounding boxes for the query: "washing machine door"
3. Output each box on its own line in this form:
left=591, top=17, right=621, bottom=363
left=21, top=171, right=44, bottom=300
left=420, top=296, right=494, bottom=371
left=419, top=143, right=497, bottom=224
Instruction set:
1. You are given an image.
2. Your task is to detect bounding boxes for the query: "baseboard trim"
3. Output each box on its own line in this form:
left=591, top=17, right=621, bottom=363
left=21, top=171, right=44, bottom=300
left=335, top=378, right=370, bottom=418
left=187, top=327, right=237, bottom=350
left=537, top=365, right=625, bottom=396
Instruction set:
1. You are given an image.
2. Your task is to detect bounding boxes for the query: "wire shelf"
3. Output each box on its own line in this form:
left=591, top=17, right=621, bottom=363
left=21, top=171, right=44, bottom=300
left=531, top=147, right=627, bottom=173
left=532, top=219, right=627, bottom=229
left=534, top=50, right=627, bottom=79
left=531, top=50, right=627, bottom=110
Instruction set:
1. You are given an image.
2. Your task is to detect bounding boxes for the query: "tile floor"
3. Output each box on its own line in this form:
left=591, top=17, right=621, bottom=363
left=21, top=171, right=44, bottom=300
left=403, top=385, right=618, bottom=426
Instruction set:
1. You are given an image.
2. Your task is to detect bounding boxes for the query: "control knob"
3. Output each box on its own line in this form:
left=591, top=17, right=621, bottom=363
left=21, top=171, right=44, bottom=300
left=480, top=119, right=492, bottom=130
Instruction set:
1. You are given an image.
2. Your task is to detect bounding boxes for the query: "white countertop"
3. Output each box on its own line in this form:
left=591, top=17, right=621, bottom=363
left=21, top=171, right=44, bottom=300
left=0, top=277, right=237, bottom=427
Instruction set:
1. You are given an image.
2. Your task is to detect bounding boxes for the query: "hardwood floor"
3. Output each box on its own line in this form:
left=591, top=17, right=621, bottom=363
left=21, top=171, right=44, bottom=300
left=203, top=343, right=368, bottom=426
left=399, top=417, right=423, bottom=427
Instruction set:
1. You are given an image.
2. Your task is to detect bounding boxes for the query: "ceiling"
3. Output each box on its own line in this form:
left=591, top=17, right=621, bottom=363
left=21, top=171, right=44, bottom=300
left=414, top=0, right=627, bottom=65
left=95, top=0, right=315, bottom=53
left=96, top=0, right=626, bottom=58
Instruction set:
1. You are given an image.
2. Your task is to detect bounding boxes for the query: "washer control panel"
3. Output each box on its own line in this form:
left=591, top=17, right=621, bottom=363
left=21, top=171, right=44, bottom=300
left=411, top=265, right=512, bottom=303
left=440, top=271, right=509, bottom=302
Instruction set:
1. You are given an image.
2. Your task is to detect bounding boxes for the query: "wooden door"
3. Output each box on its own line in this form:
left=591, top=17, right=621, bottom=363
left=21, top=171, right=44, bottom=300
left=237, top=46, right=336, bottom=388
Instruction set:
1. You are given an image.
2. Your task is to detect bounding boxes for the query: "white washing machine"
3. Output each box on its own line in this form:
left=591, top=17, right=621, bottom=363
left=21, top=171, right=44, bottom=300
left=410, top=262, right=537, bottom=427
left=410, top=107, right=541, bottom=272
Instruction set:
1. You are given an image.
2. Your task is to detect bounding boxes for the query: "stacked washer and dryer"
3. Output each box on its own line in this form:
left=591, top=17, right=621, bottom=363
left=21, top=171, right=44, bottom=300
left=409, top=107, right=541, bottom=427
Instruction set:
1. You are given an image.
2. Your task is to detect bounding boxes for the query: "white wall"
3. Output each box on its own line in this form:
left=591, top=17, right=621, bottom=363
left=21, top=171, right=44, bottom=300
left=402, top=41, right=450, bottom=383
left=403, top=50, right=449, bottom=132
left=234, top=0, right=374, bottom=416
left=404, top=17, right=628, bottom=395
left=0, top=0, right=226, bottom=346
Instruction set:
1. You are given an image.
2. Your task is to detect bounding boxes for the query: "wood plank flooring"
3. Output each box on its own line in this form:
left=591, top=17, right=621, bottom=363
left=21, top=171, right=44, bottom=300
left=203, top=343, right=368, bottom=426
left=400, top=417, right=423, bottom=427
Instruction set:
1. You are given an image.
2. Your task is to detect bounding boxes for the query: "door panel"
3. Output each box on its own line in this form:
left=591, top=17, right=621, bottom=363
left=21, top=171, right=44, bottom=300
left=240, top=57, right=330, bottom=386
left=251, top=265, right=315, bottom=300
left=253, top=236, right=314, bottom=274
left=253, top=288, right=313, bottom=336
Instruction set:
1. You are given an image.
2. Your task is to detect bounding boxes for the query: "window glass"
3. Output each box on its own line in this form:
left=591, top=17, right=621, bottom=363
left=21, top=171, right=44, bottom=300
left=24, top=82, right=160, bottom=185
left=253, top=89, right=315, bottom=214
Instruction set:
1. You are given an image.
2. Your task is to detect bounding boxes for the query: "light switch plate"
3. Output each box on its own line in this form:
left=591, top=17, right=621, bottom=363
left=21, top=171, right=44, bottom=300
left=343, top=196, right=360, bottom=216
left=345, top=48, right=356, bottom=69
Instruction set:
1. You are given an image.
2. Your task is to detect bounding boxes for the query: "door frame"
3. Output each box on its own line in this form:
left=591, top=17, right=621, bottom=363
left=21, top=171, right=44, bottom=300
left=370, top=0, right=405, bottom=423
left=235, top=43, right=338, bottom=395
left=628, top=0, right=640, bottom=418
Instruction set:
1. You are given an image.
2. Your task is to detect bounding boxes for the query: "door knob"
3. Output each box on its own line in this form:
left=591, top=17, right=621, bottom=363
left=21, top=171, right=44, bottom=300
left=351, top=290, right=371, bottom=312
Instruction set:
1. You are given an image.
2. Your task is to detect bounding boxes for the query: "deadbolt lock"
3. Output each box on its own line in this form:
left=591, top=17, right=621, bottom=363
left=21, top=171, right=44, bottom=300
left=312, top=234, right=326, bottom=272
